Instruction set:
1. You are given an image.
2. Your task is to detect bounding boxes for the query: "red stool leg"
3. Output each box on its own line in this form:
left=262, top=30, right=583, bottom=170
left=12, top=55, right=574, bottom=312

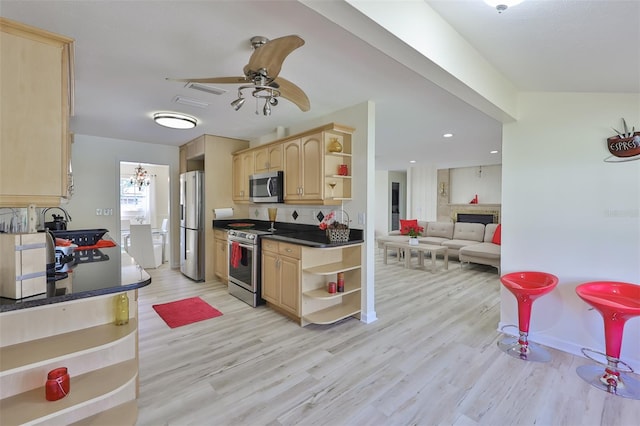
left=576, top=281, right=640, bottom=400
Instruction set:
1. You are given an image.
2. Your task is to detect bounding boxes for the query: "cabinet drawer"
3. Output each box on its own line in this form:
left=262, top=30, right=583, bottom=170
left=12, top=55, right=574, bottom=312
left=278, top=242, right=301, bottom=258
left=262, top=239, right=279, bottom=253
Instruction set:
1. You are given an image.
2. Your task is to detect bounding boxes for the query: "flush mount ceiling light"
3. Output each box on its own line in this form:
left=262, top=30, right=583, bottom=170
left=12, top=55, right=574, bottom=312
left=484, top=0, right=524, bottom=13
left=153, top=112, right=197, bottom=129
left=443, top=133, right=454, bottom=138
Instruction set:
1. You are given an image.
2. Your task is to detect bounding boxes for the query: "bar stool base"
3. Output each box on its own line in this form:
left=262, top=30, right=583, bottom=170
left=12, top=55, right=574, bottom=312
left=576, top=365, right=640, bottom=400
left=497, top=336, right=552, bottom=362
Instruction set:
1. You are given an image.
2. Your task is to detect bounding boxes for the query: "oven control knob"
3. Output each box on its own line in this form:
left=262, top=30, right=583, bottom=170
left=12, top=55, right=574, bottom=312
left=247, top=234, right=255, bottom=240
left=229, top=230, right=236, bottom=236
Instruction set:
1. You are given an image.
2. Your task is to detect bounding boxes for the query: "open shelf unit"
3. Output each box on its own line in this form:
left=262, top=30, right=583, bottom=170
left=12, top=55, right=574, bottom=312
left=0, top=290, right=139, bottom=425
left=300, top=243, right=362, bottom=327
left=324, top=132, right=352, bottom=202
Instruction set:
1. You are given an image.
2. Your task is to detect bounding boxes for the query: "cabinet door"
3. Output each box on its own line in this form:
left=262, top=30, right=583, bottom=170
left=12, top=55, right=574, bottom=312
left=279, top=255, right=300, bottom=315
left=282, top=139, right=301, bottom=200
left=214, top=238, right=228, bottom=281
left=254, top=148, right=269, bottom=173
left=231, top=154, right=251, bottom=201
left=300, top=133, right=323, bottom=200
left=0, top=20, right=73, bottom=207
left=261, top=251, right=279, bottom=304
left=268, top=144, right=282, bottom=170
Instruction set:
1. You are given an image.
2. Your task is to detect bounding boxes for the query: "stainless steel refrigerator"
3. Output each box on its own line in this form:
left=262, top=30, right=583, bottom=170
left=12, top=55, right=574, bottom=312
left=179, top=170, right=204, bottom=281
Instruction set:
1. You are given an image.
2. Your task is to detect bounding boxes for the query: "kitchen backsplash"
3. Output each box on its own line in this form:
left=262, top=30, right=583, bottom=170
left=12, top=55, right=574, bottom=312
left=0, top=208, right=28, bottom=233
left=250, top=205, right=354, bottom=228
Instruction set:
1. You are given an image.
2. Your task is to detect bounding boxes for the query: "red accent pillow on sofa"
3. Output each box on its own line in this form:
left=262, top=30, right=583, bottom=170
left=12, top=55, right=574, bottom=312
left=492, top=224, right=502, bottom=245
left=400, top=219, right=419, bottom=235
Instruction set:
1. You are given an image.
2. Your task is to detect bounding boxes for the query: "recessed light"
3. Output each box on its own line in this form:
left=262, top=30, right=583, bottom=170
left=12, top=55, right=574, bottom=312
left=490, top=150, right=499, bottom=154
left=409, top=160, right=416, bottom=164
left=443, top=133, right=453, bottom=138
left=153, top=112, right=197, bottom=129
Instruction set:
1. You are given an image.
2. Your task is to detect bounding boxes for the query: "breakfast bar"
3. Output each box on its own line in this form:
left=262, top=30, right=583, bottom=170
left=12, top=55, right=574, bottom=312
left=0, top=247, right=150, bottom=425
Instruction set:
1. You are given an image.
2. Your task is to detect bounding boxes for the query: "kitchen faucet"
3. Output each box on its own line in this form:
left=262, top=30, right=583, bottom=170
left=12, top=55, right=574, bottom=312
left=40, top=207, right=72, bottom=230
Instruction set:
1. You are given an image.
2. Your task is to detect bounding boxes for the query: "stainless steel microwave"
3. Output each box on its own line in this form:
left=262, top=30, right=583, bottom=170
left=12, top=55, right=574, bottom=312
left=249, top=171, right=284, bottom=203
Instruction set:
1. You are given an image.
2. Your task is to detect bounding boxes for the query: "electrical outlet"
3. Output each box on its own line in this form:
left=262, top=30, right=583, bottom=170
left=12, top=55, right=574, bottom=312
left=358, top=212, right=365, bottom=225
left=104, top=208, right=112, bottom=216
left=96, top=208, right=102, bottom=216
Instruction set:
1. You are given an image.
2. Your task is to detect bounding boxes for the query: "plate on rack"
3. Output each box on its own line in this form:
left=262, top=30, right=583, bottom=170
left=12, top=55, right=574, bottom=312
left=228, top=223, right=255, bottom=229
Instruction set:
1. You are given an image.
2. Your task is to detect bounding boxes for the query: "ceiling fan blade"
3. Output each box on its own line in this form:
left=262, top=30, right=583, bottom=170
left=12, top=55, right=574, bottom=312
left=273, top=77, right=310, bottom=112
left=244, top=35, right=304, bottom=80
left=166, top=76, right=248, bottom=84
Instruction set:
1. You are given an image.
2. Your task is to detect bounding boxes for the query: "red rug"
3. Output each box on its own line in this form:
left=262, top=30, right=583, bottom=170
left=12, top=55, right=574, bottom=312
left=152, top=297, right=223, bottom=328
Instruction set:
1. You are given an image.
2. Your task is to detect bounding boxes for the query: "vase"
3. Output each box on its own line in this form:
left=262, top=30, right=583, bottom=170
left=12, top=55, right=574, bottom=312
left=328, top=137, right=343, bottom=153
left=409, top=237, right=419, bottom=246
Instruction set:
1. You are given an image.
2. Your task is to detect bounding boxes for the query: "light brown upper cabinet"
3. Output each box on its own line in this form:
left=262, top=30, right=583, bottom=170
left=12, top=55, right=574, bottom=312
left=232, top=151, right=254, bottom=202
left=253, top=144, right=282, bottom=174
left=0, top=18, right=74, bottom=207
left=231, top=123, right=354, bottom=206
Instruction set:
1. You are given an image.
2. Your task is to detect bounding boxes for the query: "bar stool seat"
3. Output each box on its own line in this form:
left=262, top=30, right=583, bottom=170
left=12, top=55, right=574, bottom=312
left=575, top=281, right=640, bottom=399
left=498, top=271, right=559, bottom=362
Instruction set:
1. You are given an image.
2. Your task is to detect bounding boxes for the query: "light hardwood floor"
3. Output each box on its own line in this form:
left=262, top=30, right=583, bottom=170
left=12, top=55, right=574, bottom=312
left=136, top=253, right=640, bottom=426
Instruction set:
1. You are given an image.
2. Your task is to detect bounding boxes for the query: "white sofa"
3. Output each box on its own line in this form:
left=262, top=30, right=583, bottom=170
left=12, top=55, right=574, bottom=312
left=377, top=221, right=501, bottom=271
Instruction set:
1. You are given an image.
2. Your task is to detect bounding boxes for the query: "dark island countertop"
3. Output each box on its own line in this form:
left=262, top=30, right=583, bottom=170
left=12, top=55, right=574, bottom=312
left=0, top=246, right=151, bottom=312
left=213, top=219, right=364, bottom=248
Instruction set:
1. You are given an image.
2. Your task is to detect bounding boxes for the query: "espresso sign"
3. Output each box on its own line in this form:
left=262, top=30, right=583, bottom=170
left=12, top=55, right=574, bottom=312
left=605, top=119, right=640, bottom=162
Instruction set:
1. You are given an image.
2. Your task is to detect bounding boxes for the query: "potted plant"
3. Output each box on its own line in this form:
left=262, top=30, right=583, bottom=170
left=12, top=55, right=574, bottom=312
left=401, top=223, right=424, bottom=245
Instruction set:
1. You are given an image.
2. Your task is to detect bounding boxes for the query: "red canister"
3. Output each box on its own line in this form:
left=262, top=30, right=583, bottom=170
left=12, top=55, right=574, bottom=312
left=46, top=367, right=70, bottom=401
left=337, top=272, right=345, bottom=292
left=338, top=164, right=349, bottom=176
left=328, top=282, right=337, bottom=294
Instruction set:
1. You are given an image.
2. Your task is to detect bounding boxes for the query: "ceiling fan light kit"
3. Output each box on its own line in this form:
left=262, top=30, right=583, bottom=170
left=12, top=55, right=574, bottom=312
left=168, top=34, right=310, bottom=116
left=153, top=112, right=197, bottom=129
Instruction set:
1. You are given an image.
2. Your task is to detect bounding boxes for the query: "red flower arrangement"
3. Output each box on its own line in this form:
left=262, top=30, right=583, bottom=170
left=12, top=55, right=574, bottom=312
left=318, top=211, right=348, bottom=231
left=401, top=223, right=424, bottom=237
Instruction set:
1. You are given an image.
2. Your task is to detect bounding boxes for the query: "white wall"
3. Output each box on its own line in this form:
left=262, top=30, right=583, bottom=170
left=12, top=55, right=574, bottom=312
left=66, top=135, right=180, bottom=266
left=502, top=92, right=640, bottom=367
left=450, top=165, right=501, bottom=204
left=407, top=165, right=438, bottom=221
left=375, top=170, right=389, bottom=238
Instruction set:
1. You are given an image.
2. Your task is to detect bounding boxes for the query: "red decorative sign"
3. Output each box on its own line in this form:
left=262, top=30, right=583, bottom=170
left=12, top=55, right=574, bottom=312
left=605, top=119, right=640, bottom=162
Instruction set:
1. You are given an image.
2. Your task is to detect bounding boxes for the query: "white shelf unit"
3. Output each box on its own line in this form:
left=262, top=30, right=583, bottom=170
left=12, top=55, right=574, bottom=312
left=301, top=243, right=362, bottom=326
left=0, top=290, right=139, bottom=425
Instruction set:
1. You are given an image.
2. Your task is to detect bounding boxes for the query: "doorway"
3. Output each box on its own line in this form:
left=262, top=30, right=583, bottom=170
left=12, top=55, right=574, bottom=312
left=119, top=161, right=170, bottom=263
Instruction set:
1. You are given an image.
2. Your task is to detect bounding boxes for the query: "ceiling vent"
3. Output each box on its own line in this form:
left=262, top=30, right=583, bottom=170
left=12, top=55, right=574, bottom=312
left=185, top=82, right=227, bottom=96
left=173, top=96, right=210, bottom=109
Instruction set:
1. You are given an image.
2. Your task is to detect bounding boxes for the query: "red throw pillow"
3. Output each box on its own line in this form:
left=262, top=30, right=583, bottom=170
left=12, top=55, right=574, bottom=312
left=492, top=224, right=502, bottom=245
left=400, top=219, right=419, bottom=235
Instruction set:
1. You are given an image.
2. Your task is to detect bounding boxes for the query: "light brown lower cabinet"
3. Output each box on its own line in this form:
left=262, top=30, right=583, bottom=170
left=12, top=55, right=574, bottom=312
left=262, top=239, right=363, bottom=326
left=214, top=229, right=228, bottom=283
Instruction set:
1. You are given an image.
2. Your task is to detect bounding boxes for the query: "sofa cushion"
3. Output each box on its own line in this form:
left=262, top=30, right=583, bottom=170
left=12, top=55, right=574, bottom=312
left=441, top=239, right=483, bottom=251
left=484, top=223, right=499, bottom=242
left=421, top=236, right=450, bottom=246
left=491, top=224, right=502, bottom=245
left=426, top=222, right=454, bottom=239
left=452, top=222, right=485, bottom=242
left=459, top=242, right=501, bottom=260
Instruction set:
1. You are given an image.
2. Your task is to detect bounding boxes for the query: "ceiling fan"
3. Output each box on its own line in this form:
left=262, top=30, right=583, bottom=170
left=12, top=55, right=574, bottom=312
left=168, top=35, right=310, bottom=116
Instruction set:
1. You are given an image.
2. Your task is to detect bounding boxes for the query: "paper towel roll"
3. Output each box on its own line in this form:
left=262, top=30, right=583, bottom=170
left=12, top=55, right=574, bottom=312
left=213, top=208, right=234, bottom=219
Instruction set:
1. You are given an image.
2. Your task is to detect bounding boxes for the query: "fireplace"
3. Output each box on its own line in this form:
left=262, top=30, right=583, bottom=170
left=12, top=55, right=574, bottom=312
left=457, top=213, right=495, bottom=225
left=449, top=204, right=501, bottom=224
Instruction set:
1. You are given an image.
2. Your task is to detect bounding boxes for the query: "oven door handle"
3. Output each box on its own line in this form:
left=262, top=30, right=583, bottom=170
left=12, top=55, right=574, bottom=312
left=228, top=241, right=255, bottom=250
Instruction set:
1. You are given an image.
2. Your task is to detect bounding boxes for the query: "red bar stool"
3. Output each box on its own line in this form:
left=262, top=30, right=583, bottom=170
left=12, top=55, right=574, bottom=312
left=575, top=281, right=640, bottom=399
left=498, top=271, right=559, bottom=362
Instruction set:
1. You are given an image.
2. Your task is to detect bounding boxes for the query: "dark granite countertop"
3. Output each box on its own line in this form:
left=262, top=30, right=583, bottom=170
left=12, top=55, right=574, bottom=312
left=0, top=246, right=151, bottom=312
left=213, top=219, right=364, bottom=248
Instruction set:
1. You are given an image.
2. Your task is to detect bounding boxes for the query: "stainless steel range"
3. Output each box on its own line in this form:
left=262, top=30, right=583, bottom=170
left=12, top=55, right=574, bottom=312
left=227, top=228, right=270, bottom=307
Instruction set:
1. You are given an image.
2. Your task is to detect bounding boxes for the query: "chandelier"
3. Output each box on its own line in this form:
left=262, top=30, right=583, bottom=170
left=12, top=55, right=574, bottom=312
left=131, top=164, right=150, bottom=191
